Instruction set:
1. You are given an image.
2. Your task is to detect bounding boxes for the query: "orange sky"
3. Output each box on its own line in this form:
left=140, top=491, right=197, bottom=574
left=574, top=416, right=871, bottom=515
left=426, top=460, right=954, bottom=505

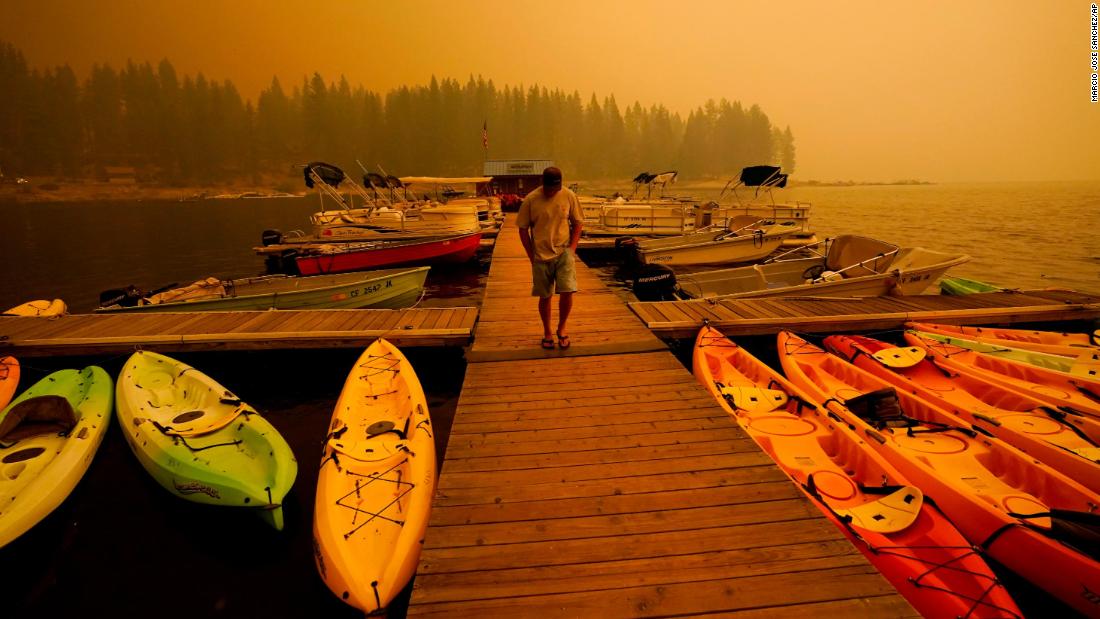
left=2, top=0, right=1097, bottom=182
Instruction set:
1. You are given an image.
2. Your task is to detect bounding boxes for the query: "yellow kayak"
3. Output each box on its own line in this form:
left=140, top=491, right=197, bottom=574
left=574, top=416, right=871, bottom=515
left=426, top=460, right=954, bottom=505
left=3, top=299, right=67, bottom=317
left=313, top=338, right=436, bottom=613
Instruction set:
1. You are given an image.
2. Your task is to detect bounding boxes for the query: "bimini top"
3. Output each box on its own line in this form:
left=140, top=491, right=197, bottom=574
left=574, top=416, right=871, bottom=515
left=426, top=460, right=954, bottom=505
left=304, top=162, right=346, bottom=188
left=632, top=171, right=678, bottom=185
left=363, top=172, right=387, bottom=189
left=399, top=176, right=493, bottom=185
left=740, top=165, right=788, bottom=188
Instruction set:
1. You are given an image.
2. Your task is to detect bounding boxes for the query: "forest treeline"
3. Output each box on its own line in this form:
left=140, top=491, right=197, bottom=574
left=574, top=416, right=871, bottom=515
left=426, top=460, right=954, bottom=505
left=0, top=41, right=795, bottom=184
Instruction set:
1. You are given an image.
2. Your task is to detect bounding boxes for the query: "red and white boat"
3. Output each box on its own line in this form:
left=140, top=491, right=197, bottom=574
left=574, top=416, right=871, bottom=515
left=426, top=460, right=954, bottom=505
left=294, top=231, right=482, bottom=275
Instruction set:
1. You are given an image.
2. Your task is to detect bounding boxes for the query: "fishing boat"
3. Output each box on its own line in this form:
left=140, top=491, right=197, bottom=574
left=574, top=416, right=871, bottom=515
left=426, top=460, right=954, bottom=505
left=693, top=326, right=1021, bottom=618
left=95, top=267, right=429, bottom=313
left=279, top=231, right=482, bottom=276
left=672, top=234, right=969, bottom=299
left=778, top=331, right=1100, bottom=616
left=314, top=339, right=435, bottom=614
left=629, top=217, right=799, bottom=266
left=0, top=365, right=112, bottom=548
left=907, top=321, right=1100, bottom=358
left=939, top=276, right=1003, bottom=295
left=908, top=328, right=1100, bottom=377
left=3, top=299, right=67, bottom=317
left=115, top=351, right=297, bottom=530
left=824, top=333, right=1100, bottom=493
left=904, top=330, right=1100, bottom=420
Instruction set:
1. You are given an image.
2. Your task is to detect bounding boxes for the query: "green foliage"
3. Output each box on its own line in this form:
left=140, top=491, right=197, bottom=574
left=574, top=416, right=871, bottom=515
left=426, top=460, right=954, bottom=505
left=0, top=40, right=793, bottom=183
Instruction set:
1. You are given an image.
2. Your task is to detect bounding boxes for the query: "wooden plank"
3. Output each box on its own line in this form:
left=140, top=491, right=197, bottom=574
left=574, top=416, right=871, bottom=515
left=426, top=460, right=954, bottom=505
left=428, top=480, right=800, bottom=526
left=411, top=542, right=869, bottom=604
left=432, top=465, right=790, bottom=507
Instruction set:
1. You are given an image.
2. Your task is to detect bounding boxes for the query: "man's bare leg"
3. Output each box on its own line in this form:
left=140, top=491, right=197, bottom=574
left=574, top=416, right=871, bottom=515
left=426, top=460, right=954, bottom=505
left=557, top=291, right=574, bottom=340
left=539, top=296, right=553, bottom=341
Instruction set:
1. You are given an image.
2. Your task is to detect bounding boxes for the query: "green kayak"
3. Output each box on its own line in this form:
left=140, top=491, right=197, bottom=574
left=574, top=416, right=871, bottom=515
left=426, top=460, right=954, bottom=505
left=116, top=351, right=297, bottom=529
left=909, top=330, right=1099, bottom=378
left=939, top=276, right=1002, bottom=295
left=0, top=366, right=112, bottom=547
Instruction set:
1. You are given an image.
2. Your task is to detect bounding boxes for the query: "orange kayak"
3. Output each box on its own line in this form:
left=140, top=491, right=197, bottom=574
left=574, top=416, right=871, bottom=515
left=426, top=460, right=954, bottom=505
left=905, top=330, right=1100, bottom=422
left=779, top=331, right=1100, bottom=617
left=0, top=356, right=18, bottom=410
left=825, top=333, right=1100, bottom=494
left=694, top=326, right=1020, bottom=618
left=907, top=321, right=1099, bottom=358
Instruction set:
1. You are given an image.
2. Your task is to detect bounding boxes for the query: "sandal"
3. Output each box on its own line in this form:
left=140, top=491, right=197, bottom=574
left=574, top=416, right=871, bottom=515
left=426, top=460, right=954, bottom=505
left=541, top=337, right=556, bottom=350
left=557, top=333, right=571, bottom=349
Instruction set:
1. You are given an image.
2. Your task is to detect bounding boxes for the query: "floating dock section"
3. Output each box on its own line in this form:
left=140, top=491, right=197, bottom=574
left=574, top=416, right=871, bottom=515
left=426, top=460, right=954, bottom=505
left=0, top=307, right=477, bottom=356
left=629, top=289, right=1100, bottom=339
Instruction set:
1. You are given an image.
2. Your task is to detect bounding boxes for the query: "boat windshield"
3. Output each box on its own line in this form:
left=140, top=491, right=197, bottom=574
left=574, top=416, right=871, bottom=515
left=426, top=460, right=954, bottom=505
left=826, top=235, right=899, bottom=273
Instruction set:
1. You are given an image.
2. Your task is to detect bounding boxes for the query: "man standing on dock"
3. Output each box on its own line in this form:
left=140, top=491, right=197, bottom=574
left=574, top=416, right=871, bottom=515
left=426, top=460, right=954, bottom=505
left=517, top=166, right=584, bottom=350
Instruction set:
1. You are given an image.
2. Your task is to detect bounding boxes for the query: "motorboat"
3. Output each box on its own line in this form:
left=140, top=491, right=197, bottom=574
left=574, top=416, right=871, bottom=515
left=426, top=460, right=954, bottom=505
left=701, top=165, right=813, bottom=236
left=581, top=172, right=699, bottom=236
left=628, top=216, right=799, bottom=266
left=258, top=231, right=483, bottom=276
left=96, top=267, right=431, bottom=312
left=672, top=234, right=969, bottom=299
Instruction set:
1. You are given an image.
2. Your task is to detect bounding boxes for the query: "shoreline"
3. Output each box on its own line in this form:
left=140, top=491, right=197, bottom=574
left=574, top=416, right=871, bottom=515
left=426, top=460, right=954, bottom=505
left=0, top=180, right=308, bottom=204
left=0, top=176, right=940, bottom=204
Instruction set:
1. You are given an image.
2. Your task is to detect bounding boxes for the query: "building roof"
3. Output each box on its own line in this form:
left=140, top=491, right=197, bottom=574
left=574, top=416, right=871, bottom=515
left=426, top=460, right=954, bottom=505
left=482, top=159, right=554, bottom=176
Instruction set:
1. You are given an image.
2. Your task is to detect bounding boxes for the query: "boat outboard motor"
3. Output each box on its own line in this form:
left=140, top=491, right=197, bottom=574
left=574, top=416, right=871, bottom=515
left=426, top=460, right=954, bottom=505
left=264, top=248, right=300, bottom=276
left=614, top=236, right=640, bottom=264
left=632, top=264, right=678, bottom=301
left=261, top=229, right=283, bottom=246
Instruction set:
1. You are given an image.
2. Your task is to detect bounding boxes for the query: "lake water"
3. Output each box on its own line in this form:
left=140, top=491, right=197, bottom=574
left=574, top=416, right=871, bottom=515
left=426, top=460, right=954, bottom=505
left=1, top=181, right=1096, bottom=617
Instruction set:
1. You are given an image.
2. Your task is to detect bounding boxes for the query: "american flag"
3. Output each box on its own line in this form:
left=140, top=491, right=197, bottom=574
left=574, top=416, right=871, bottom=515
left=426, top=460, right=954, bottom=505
left=482, top=120, right=488, bottom=150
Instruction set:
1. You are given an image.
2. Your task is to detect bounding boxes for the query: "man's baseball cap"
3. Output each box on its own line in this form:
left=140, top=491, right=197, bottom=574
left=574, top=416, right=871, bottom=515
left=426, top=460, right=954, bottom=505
left=542, top=166, right=563, bottom=187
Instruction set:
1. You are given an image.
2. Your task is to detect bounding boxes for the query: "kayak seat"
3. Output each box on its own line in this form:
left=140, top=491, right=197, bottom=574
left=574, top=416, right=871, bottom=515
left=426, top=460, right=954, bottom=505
left=718, top=385, right=788, bottom=413
left=0, top=395, right=77, bottom=442
left=870, top=346, right=925, bottom=369
left=833, top=485, right=923, bottom=534
left=162, top=403, right=247, bottom=437
left=843, top=388, right=912, bottom=428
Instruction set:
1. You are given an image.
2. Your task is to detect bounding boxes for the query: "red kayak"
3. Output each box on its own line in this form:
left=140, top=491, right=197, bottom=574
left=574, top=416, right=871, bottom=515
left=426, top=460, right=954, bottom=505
left=779, top=331, right=1100, bottom=617
left=694, top=326, right=1020, bottom=618
left=295, top=231, right=482, bottom=275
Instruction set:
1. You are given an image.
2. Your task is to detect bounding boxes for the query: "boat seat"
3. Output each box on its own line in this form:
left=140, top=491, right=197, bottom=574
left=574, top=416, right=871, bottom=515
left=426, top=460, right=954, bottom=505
left=843, top=388, right=910, bottom=427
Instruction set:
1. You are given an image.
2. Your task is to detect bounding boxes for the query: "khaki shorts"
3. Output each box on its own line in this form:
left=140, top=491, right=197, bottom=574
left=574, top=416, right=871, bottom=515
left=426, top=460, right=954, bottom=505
left=530, top=249, right=578, bottom=298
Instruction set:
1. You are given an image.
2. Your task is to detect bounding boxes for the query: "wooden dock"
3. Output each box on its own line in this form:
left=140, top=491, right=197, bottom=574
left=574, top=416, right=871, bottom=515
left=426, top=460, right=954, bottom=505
left=0, top=307, right=476, bottom=356
left=407, top=215, right=913, bottom=617
left=629, top=289, right=1100, bottom=339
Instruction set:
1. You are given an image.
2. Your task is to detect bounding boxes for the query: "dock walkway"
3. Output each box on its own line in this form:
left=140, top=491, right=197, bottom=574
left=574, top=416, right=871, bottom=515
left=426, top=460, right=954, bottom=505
left=407, top=215, right=913, bottom=617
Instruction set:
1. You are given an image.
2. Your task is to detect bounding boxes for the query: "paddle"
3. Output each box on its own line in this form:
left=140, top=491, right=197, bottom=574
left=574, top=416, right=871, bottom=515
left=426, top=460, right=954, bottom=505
left=99, top=282, right=179, bottom=308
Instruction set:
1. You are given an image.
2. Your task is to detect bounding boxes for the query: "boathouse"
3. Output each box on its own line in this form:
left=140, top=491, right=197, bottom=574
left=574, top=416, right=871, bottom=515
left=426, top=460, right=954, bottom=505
left=483, top=159, right=554, bottom=196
